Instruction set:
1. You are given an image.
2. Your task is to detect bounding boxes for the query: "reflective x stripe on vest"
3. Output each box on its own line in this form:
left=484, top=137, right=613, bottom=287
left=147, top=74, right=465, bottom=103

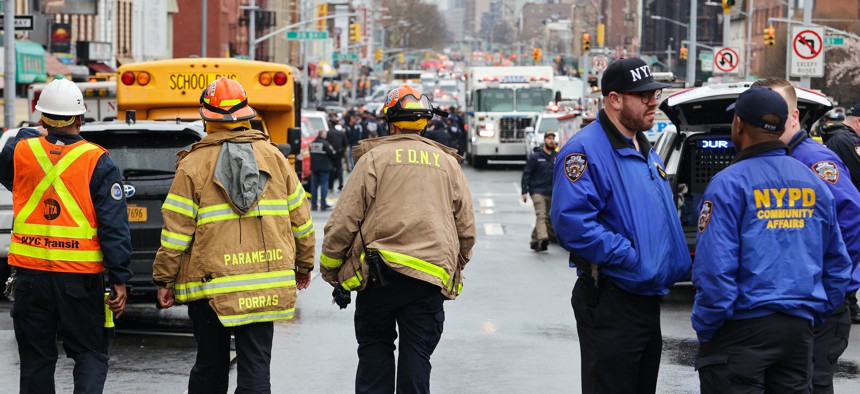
left=9, top=139, right=103, bottom=262
left=196, top=199, right=291, bottom=226
left=174, top=270, right=296, bottom=301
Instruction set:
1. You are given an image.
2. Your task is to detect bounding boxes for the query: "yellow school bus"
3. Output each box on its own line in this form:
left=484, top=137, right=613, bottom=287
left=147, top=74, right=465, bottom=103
left=116, top=58, right=301, bottom=145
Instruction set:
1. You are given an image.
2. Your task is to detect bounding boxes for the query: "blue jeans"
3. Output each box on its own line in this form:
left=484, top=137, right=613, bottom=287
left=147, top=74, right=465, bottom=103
left=311, top=171, right=330, bottom=207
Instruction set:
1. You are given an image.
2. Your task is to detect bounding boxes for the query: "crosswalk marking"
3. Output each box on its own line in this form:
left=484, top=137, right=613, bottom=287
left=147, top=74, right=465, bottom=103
left=484, top=223, right=504, bottom=235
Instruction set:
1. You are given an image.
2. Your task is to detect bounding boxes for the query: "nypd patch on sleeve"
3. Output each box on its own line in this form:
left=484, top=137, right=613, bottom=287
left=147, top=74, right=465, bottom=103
left=698, top=201, right=713, bottom=233
left=812, top=161, right=839, bottom=184
left=564, top=153, right=588, bottom=183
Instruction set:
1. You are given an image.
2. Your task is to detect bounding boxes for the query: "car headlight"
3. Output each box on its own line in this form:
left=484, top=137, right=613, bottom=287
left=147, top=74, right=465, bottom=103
left=478, top=123, right=495, bottom=137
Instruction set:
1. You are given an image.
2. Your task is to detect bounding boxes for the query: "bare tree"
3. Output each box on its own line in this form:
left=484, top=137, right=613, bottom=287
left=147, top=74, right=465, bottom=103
left=825, top=38, right=860, bottom=105
left=384, top=0, right=448, bottom=50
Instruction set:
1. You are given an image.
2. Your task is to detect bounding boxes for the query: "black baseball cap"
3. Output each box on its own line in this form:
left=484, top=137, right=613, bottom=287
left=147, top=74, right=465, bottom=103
left=846, top=104, right=860, bottom=117
left=544, top=130, right=556, bottom=137
left=726, top=87, right=788, bottom=133
left=601, top=58, right=671, bottom=97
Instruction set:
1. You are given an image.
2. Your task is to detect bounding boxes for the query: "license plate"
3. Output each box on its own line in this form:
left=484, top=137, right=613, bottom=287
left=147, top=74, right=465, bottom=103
left=128, top=205, right=147, bottom=222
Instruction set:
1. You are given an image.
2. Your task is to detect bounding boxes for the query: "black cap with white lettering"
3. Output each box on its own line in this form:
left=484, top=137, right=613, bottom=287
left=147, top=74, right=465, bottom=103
left=600, top=58, right=671, bottom=97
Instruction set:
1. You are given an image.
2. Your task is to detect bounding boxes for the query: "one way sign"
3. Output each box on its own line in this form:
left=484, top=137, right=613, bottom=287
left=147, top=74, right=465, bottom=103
left=713, top=47, right=741, bottom=75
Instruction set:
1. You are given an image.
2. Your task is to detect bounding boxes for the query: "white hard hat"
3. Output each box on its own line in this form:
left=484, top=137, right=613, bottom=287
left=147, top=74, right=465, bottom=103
left=35, top=78, right=86, bottom=116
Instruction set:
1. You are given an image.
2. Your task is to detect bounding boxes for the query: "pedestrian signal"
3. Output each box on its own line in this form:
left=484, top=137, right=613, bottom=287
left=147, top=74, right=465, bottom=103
left=763, top=26, right=776, bottom=46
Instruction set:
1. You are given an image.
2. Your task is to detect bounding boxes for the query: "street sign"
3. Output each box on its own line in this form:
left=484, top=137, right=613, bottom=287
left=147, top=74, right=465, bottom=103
left=0, top=15, right=34, bottom=31
left=824, top=36, right=844, bottom=46
left=790, top=26, right=825, bottom=78
left=285, top=31, right=328, bottom=40
left=592, top=55, right=608, bottom=72
left=713, top=47, right=741, bottom=74
left=332, top=53, right=358, bottom=61
left=700, top=52, right=714, bottom=72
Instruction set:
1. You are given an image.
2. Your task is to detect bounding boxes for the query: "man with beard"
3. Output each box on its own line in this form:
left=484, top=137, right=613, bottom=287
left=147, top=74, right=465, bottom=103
left=550, top=58, right=692, bottom=394
left=522, top=131, right=557, bottom=252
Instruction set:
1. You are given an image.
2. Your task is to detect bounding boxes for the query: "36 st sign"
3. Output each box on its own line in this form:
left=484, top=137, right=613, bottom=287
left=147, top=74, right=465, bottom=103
left=0, top=15, right=34, bottom=31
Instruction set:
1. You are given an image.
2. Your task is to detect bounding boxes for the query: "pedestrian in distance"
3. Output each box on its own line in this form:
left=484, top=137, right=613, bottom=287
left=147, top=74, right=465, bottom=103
left=309, top=128, right=337, bottom=210
left=320, top=84, right=476, bottom=394
left=753, top=78, right=860, bottom=394
left=819, top=104, right=860, bottom=324
left=0, top=78, right=134, bottom=393
left=550, top=57, right=692, bottom=394
left=522, top=131, right=557, bottom=252
left=152, top=77, right=315, bottom=394
left=692, top=86, right=851, bottom=394
left=327, top=123, right=349, bottom=193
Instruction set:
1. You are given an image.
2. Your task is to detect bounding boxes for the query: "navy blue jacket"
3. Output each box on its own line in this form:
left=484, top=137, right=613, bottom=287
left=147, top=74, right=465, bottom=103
left=823, top=125, right=860, bottom=193
left=789, top=130, right=860, bottom=292
left=309, top=136, right=336, bottom=172
left=550, top=110, right=691, bottom=296
left=521, top=148, right=556, bottom=196
left=0, top=128, right=133, bottom=284
left=692, top=141, right=851, bottom=342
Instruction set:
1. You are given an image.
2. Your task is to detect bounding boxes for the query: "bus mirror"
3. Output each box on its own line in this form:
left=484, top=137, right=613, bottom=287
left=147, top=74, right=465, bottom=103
left=287, top=127, right=301, bottom=156
left=125, top=110, right=136, bottom=125
left=277, top=144, right=291, bottom=158
left=555, top=91, right=562, bottom=103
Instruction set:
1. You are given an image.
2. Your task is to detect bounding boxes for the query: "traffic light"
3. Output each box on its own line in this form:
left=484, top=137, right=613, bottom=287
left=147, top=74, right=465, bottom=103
left=349, top=22, right=362, bottom=43
left=532, top=48, right=542, bottom=63
left=763, top=26, right=776, bottom=46
left=398, top=53, right=405, bottom=64
left=375, top=49, right=383, bottom=62
left=679, top=46, right=688, bottom=60
left=582, top=33, right=591, bottom=54
left=722, top=0, right=735, bottom=13
left=315, top=4, right=327, bottom=31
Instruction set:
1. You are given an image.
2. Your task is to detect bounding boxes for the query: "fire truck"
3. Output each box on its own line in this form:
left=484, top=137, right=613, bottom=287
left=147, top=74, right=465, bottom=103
left=466, top=66, right=554, bottom=168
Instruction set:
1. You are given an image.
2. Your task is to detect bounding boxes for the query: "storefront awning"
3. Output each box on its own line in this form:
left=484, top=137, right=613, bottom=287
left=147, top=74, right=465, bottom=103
left=15, top=41, right=46, bottom=84
left=44, top=52, right=72, bottom=77
left=87, top=62, right=115, bottom=75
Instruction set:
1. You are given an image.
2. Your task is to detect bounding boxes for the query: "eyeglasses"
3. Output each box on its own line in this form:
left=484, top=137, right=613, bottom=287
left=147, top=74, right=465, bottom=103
left=624, top=89, right=662, bottom=104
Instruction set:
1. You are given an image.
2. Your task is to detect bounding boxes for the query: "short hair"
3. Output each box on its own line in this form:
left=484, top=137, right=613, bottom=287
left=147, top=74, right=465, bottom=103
left=752, top=77, right=797, bottom=112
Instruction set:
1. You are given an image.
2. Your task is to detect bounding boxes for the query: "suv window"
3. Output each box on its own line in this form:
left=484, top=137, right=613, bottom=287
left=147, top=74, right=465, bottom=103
left=83, top=131, right=200, bottom=178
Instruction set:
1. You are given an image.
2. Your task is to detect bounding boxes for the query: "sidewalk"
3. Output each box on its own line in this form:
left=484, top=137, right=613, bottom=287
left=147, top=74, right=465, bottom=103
left=0, top=98, right=32, bottom=127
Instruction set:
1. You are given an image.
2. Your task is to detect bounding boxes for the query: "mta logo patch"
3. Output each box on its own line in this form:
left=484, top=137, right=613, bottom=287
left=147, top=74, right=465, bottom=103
left=564, top=153, right=588, bottom=183
left=812, top=161, right=839, bottom=184
left=698, top=201, right=714, bottom=233
left=111, top=183, right=124, bottom=201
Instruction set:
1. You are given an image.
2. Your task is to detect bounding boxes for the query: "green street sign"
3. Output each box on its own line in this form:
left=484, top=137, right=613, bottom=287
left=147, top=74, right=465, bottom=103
left=285, top=31, right=328, bottom=40
left=824, top=36, right=844, bottom=46
left=332, top=53, right=358, bottom=61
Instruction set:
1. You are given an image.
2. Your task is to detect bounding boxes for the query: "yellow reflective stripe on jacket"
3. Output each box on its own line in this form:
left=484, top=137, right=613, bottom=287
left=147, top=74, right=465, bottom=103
left=196, top=200, right=290, bottom=225
left=287, top=186, right=305, bottom=211
left=174, top=270, right=296, bottom=301
left=376, top=249, right=451, bottom=286
left=341, top=270, right=363, bottom=291
left=218, top=308, right=296, bottom=327
left=320, top=253, right=343, bottom=269
left=160, top=229, right=193, bottom=251
left=9, top=242, right=104, bottom=262
left=13, top=140, right=99, bottom=239
left=163, top=193, right=198, bottom=218
left=291, top=218, right=314, bottom=239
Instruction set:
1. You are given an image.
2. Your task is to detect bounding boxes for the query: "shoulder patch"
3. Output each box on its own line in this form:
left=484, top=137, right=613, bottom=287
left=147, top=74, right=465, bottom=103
left=698, top=201, right=714, bottom=233
left=110, top=183, right=124, bottom=201
left=564, top=153, right=588, bottom=183
left=855, top=146, right=860, bottom=157
left=811, top=161, right=839, bottom=184
left=654, top=162, right=667, bottom=180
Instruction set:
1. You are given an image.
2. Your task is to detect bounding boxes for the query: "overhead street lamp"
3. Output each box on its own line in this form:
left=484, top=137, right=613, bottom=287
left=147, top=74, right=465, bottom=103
left=650, top=15, right=689, bottom=29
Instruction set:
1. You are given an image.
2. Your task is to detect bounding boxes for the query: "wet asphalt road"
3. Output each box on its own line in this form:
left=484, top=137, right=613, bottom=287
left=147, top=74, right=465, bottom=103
left=1, top=164, right=860, bottom=392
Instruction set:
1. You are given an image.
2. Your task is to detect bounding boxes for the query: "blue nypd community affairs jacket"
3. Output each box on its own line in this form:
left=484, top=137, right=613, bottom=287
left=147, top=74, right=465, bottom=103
left=692, top=141, right=851, bottom=343
left=789, top=130, right=860, bottom=293
left=550, top=110, right=692, bottom=296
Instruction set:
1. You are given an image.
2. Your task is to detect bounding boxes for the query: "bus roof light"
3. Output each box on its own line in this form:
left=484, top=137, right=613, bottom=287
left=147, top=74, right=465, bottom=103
left=121, top=71, right=135, bottom=85
left=136, top=72, right=150, bottom=86
left=259, top=72, right=273, bottom=86
left=273, top=72, right=287, bottom=86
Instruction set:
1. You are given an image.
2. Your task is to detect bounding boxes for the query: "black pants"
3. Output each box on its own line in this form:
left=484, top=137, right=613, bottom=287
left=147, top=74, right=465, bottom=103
left=812, top=303, right=851, bottom=394
left=571, top=275, right=663, bottom=394
left=697, top=313, right=813, bottom=394
left=11, top=268, right=109, bottom=394
left=330, top=152, right=344, bottom=190
left=187, top=300, right=274, bottom=394
left=354, top=274, right=445, bottom=394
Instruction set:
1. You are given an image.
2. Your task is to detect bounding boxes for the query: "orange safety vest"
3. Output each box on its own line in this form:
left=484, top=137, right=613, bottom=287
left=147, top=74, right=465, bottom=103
left=9, top=137, right=106, bottom=273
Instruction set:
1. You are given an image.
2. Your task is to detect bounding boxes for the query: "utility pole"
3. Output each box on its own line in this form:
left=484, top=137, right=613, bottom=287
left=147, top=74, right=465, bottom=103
left=245, top=0, right=258, bottom=60
left=745, top=0, right=753, bottom=79
left=686, top=0, right=697, bottom=87
left=799, top=0, right=812, bottom=88
left=4, top=0, right=16, bottom=129
left=201, top=0, right=207, bottom=57
left=667, top=37, right=673, bottom=75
